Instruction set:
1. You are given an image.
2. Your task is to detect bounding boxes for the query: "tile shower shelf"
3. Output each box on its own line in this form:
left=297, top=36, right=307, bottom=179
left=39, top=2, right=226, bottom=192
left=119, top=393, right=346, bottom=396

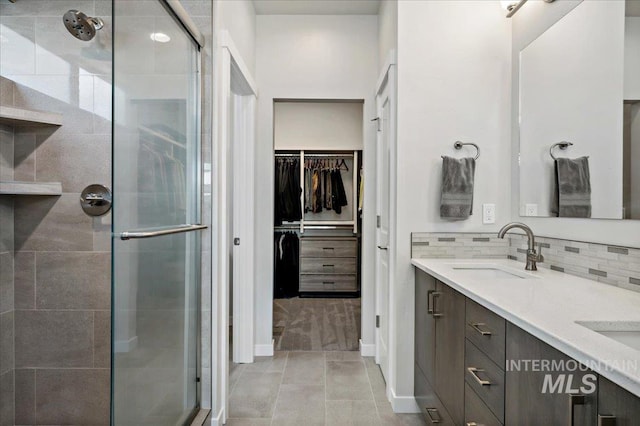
left=0, top=105, right=63, bottom=127
left=0, top=181, right=62, bottom=196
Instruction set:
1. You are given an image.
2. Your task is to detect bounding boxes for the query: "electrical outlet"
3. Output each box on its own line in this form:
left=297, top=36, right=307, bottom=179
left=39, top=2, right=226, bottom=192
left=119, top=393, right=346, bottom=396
left=483, top=203, right=496, bottom=224
left=525, top=204, right=538, bottom=216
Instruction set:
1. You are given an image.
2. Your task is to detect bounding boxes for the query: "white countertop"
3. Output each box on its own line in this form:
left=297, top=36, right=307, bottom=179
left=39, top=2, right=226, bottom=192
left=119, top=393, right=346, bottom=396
left=411, top=258, right=640, bottom=397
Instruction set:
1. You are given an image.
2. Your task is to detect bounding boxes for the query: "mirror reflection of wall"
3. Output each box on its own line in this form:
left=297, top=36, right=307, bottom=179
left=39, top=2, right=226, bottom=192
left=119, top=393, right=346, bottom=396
left=518, top=0, right=640, bottom=220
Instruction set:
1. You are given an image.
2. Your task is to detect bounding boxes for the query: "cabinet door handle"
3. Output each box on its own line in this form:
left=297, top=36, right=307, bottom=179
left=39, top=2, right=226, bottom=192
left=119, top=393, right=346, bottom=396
left=425, top=408, right=442, bottom=424
left=431, top=291, right=443, bottom=318
left=597, top=414, right=617, bottom=426
left=470, top=322, right=492, bottom=336
left=570, top=394, right=586, bottom=426
left=427, top=290, right=435, bottom=314
left=467, top=367, right=491, bottom=386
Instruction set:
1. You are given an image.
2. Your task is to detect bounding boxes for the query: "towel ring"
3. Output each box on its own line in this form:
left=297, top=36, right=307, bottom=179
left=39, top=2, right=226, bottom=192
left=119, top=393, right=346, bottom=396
left=549, top=141, right=573, bottom=160
left=443, top=141, right=480, bottom=160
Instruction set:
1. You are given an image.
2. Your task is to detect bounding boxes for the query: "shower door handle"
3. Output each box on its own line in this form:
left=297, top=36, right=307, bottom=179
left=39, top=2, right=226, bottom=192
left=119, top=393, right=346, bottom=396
left=120, top=224, right=207, bottom=240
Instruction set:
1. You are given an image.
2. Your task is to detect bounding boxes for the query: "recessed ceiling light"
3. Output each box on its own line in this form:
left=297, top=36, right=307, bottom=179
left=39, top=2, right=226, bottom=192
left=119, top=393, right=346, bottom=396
left=150, top=32, right=170, bottom=43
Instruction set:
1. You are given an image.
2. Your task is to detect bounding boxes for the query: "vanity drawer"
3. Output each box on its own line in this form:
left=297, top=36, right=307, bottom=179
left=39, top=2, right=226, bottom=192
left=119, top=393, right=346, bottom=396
left=415, top=363, right=455, bottom=426
left=300, top=257, right=357, bottom=274
left=300, top=238, right=357, bottom=258
left=465, top=383, right=502, bottom=426
left=299, top=274, right=357, bottom=292
left=465, top=340, right=505, bottom=423
left=466, top=298, right=506, bottom=366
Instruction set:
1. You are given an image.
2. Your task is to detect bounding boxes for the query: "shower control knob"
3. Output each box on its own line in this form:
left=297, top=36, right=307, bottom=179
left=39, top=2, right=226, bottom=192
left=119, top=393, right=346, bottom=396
left=80, top=184, right=112, bottom=216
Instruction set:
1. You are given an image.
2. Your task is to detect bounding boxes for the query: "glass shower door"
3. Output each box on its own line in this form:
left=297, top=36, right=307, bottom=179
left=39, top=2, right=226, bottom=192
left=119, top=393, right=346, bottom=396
left=111, top=1, right=202, bottom=424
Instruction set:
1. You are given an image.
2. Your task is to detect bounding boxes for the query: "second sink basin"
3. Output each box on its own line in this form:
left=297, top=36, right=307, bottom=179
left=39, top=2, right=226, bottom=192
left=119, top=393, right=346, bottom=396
left=576, top=321, right=640, bottom=352
left=446, top=263, right=538, bottom=280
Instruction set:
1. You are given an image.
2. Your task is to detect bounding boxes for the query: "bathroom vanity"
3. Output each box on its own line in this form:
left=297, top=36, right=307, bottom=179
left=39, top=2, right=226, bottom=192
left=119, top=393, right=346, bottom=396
left=412, top=259, right=640, bottom=425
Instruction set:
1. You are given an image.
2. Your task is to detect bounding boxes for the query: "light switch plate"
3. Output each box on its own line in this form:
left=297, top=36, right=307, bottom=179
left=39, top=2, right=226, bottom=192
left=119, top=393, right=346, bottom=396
left=525, top=204, right=538, bottom=216
left=483, top=203, right=496, bottom=224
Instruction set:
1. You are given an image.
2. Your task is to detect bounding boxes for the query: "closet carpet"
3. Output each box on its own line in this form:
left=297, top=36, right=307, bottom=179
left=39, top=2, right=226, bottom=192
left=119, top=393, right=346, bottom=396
left=273, top=297, right=361, bottom=351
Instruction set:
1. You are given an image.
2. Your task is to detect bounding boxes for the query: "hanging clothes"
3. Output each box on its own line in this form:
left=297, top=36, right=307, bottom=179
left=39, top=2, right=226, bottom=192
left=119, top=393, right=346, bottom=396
left=303, top=157, right=349, bottom=215
left=331, top=168, right=348, bottom=214
left=274, top=158, right=303, bottom=225
left=358, top=167, right=364, bottom=212
left=274, top=231, right=300, bottom=299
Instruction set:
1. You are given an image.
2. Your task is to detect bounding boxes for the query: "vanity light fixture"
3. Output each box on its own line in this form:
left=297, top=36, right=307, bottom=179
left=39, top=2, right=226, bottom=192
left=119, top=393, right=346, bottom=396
left=502, top=0, right=555, bottom=18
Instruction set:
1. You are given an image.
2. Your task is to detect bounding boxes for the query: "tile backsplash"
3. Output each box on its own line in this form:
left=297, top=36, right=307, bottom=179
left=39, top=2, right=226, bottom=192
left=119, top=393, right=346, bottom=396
left=508, top=234, right=640, bottom=293
left=411, top=232, right=640, bottom=293
left=411, top=233, right=509, bottom=259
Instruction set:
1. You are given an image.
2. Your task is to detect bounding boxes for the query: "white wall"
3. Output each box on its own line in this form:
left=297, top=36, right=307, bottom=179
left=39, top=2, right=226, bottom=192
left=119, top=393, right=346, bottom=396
left=214, top=0, right=256, bottom=75
left=519, top=1, right=624, bottom=219
left=255, top=15, right=378, bottom=351
left=512, top=0, right=640, bottom=247
left=378, top=0, right=397, bottom=70
left=394, top=0, right=511, bottom=398
left=274, top=101, right=364, bottom=150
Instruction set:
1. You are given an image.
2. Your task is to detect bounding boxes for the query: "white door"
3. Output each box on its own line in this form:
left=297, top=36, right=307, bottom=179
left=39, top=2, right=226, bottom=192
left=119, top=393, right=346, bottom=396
left=375, top=74, right=392, bottom=382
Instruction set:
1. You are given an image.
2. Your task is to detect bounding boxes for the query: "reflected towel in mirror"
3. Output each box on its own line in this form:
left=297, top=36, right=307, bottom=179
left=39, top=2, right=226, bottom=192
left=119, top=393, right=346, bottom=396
left=551, top=156, right=591, bottom=218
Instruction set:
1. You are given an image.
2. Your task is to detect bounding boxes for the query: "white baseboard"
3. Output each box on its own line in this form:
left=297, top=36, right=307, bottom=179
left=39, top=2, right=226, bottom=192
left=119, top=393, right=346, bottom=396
left=209, top=408, right=223, bottom=426
left=114, top=336, right=138, bottom=353
left=359, top=339, right=376, bottom=357
left=389, top=387, right=420, bottom=413
left=254, top=339, right=274, bottom=356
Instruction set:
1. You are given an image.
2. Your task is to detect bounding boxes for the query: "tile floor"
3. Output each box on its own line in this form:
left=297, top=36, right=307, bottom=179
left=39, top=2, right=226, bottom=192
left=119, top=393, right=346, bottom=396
left=227, top=351, right=427, bottom=425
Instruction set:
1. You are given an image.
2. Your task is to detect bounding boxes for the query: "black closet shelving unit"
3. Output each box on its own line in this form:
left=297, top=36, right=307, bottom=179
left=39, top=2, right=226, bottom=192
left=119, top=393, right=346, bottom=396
left=274, top=149, right=362, bottom=298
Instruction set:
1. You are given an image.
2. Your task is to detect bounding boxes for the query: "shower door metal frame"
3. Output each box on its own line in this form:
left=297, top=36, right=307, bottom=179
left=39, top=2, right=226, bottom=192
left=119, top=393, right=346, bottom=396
left=111, top=0, right=206, bottom=424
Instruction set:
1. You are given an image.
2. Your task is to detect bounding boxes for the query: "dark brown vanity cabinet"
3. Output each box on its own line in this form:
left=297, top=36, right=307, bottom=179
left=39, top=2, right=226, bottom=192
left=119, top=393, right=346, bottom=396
left=414, top=271, right=465, bottom=425
left=465, top=300, right=506, bottom=425
left=598, top=376, right=640, bottom=426
left=505, top=323, right=597, bottom=426
left=414, top=268, right=640, bottom=426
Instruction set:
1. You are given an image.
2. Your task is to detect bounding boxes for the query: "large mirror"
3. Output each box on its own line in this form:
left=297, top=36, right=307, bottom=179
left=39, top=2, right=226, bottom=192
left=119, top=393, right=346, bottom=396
left=518, top=0, right=640, bottom=219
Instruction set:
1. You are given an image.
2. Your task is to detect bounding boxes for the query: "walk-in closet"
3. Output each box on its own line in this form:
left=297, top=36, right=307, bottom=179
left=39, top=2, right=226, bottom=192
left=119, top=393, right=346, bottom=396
left=272, top=100, right=364, bottom=351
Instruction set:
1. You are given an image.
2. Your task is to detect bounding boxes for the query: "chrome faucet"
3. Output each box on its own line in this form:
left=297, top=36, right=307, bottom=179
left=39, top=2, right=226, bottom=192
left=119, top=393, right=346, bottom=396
left=498, top=222, right=544, bottom=271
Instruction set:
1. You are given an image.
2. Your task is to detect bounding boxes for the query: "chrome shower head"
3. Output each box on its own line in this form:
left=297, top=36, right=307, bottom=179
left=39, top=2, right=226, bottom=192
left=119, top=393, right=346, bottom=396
left=63, top=10, right=104, bottom=41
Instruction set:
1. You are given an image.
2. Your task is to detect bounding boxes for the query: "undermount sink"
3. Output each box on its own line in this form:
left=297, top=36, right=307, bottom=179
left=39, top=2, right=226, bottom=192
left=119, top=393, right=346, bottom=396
left=576, top=321, right=640, bottom=352
left=446, top=263, right=538, bottom=280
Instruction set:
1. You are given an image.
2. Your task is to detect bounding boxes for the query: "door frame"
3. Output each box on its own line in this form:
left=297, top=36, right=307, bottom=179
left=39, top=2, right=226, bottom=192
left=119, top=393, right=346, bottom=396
left=213, top=30, right=258, bottom=426
left=373, top=49, right=397, bottom=399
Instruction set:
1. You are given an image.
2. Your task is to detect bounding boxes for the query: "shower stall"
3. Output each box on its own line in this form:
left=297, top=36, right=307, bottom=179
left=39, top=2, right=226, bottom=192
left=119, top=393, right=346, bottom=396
left=0, top=0, right=211, bottom=424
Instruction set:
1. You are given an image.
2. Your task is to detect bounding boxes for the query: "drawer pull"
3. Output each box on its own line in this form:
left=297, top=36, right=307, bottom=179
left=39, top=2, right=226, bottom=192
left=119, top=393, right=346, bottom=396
left=597, top=414, right=616, bottom=426
left=431, top=291, right=443, bottom=318
left=470, top=322, right=492, bottom=336
left=323, top=264, right=334, bottom=267
left=322, top=247, right=334, bottom=250
left=322, top=281, right=335, bottom=285
left=570, top=394, right=586, bottom=426
left=467, top=367, right=491, bottom=386
left=425, top=408, right=442, bottom=424
left=466, top=423, right=482, bottom=426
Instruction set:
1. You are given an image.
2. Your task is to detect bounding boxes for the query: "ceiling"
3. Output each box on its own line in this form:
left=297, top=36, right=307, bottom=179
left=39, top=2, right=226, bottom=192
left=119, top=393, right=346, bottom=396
left=253, top=0, right=381, bottom=15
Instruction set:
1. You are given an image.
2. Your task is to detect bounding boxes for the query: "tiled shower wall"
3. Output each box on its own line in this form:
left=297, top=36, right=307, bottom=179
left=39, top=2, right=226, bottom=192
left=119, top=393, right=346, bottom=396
left=411, top=232, right=640, bottom=294
left=0, top=0, right=112, bottom=423
left=0, top=123, right=15, bottom=426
